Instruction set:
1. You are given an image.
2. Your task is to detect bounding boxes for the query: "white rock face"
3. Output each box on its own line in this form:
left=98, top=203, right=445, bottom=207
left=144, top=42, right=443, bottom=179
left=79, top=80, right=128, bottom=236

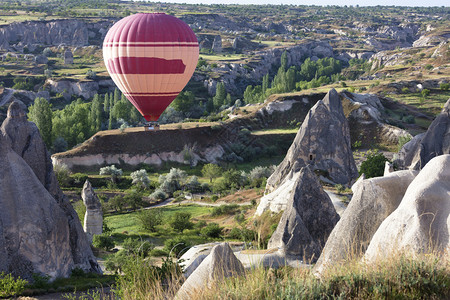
left=176, top=243, right=244, bottom=299
left=256, top=170, right=301, bottom=215
left=82, top=180, right=102, bottom=243
left=314, top=169, right=418, bottom=275
left=52, top=145, right=225, bottom=169
left=261, top=99, right=297, bottom=115
left=365, top=155, right=450, bottom=261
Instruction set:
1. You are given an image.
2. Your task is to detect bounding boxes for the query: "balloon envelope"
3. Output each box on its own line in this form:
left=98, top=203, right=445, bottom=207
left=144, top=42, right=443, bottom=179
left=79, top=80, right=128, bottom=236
left=103, top=13, right=199, bottom=121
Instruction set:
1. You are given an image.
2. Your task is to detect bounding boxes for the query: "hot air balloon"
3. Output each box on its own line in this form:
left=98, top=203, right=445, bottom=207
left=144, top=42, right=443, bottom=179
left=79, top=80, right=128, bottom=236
left=103, top=13, right=199, bottom=123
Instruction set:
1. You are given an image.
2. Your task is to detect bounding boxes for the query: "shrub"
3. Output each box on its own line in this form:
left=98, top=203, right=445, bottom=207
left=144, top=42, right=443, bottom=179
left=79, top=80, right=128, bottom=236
left=440, top=83, right=449, bottom=91
left=54, top=162, right=71, bottom=187
left=100, top=165, right=123, bottom=183
left=185, top=176, right=202, bottom=193
left=92, top=234, right=115, bottom=251
left=0, top=272, right=27, bottom=298
left=109, top=195, right=125, bottom=212
left=170, top=212, right=193, bottom=232
left=403, top=115, right=415, bottom=124
left=122, top=237, right=154, bottom=257
left=201, top=223, right=223, bottom=238
left=228, top=227, right=242, bottom=239
left=150, top=248, right=169, bottom=257
left=397, top=135, right=412, bottom=152
left=130, top=169, right=151, bottom=190
left=401, top=87, right=410, bottom=94
left=71, top=173, right=88, bottom=186
left=158, top=168, right=187, bottom=195
left=421, top=88, right=430, bottom=98
left=137, top=209, right=163, bottom=232
left=164, top=236, right=192, bottom=257
left=149, top=189, right=167, bottom=201
left=211, top=204, right=239, bottom=217
left=124, top=190, right=143, bottom=211
left=359, top=151, right=389, bottom=178
left=334, top=184, right=345, bottom=194
left=202, top=163, right=222, bottom=183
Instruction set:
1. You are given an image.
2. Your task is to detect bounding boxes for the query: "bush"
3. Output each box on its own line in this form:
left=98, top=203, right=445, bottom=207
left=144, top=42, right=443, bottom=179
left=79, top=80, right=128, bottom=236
left=130, top=169, right=151, bottom=190
left=150, top=248, right=169, bottom=257
left=359, top=151, right=389, bottom=178
left=71, top=173, right=88, bottom=186
left=164, top=236, right=192, bottom=257
left=170, top=212, right=193, bottom=232
left=402, top=114, right=415, bottom=124
left=201, top=223, right=223, bottom=238
left=185, top=176, right=202, bottom=193
left=440, top=83, right=449, bottom=91
left=397, top=135, right=412, bottom=152
left=211, top=204, right=239, bottom=217
left=137, top=209, right=163, bottom=232
left=124, top=190, right=144, bottom=211
left=54, top=162, right=71, bottom=187
left=92, top=234, right=115, bottom=251
left=149, top=188, right=167, bottom=201
left=100, top=165, right=123, bottom=183
left=122, top=237, right=154, bottom=257
left=0, top=272, right=28, bottom=298
left=401, top=87, right=410, bottom=94
left=158, top=168, right=187, bottom=195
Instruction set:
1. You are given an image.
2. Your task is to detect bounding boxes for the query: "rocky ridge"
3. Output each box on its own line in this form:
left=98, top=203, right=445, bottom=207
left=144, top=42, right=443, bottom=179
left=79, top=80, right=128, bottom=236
left=0, top=102, right=100, bottom=279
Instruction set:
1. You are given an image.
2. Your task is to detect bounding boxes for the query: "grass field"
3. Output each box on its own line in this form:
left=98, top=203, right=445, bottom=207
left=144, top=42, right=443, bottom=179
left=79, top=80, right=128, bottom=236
left=200, top=53, right=245, bottom=61
left=105, top=204, right=213, bottom=236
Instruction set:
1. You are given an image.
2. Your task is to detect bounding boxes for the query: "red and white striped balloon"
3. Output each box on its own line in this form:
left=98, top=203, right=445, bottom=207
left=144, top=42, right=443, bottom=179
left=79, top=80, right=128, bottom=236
left=103, top=13, right=199, bottom=121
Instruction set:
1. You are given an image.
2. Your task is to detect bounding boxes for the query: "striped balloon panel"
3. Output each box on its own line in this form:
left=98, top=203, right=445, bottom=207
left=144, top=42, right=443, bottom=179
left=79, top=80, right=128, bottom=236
left=103, top=13, right=199, bottom=121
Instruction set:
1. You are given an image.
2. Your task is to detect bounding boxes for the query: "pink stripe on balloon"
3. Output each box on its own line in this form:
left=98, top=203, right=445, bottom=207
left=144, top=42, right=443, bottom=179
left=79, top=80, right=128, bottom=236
left=106, top=57, right=186, bottom=75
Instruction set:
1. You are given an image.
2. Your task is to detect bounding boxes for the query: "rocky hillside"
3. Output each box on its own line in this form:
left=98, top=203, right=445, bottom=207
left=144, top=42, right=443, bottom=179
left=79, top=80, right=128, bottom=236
left=52, top=90, right=413, bottom=171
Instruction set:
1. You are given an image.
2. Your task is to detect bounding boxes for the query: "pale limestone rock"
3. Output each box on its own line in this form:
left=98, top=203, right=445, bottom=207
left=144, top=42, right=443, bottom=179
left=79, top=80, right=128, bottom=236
left=314, top=170, right=418, bottom=274
left=176, top=243, right=244, bottom=299
left=365, top=155, right=450, bottom=261
left=82, top=180, right=103, bottom=243
left=267, top=167, right=339, bottom=262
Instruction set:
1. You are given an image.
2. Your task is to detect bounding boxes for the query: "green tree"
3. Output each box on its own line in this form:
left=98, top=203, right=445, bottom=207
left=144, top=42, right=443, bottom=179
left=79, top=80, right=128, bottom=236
left=137, top=209, right=163, bottom=232
left=28, top=97, right=53, bottom=148
left=262, top=73, right=269, bottom=95
left=113, top=88, right=121, bottom=105
left=172, top=91, right=195, bottom=112
left=89, top=93, right=103, bottom=134
left=280, top=50, right=288, bottom=71
left=202, top=163, right=222, bottom=183
left=213, top=82, right=226, bottom=109
left=170, top=212, right=193, bottom=232
left=359, top=151, right=389, bottom=178
left=103, top=93, right=110, bottom=113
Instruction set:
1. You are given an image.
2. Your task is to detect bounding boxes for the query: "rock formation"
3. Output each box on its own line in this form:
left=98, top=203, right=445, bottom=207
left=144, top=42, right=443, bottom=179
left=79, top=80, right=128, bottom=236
left=0, top=102, right=100, bottom=279
left=314, top=169, right=418, bottom=274
left=82, top=180, right=103, bottom=243
left=397, top=98, right=450, bottom=170
left=258, top=89, right=358, bottom=215
left=365, top=155, right=450, bottom=261
left=64, top=49, right=74, bottom=64
left=0, top=132, right=73, bottom=280
left=267, top=167, right=339, bottom=262
left=176, top=243, right=244, bottom=299
left=266, top=89, right=358, bottom=194
left=212, top=35, right=222, bottom=53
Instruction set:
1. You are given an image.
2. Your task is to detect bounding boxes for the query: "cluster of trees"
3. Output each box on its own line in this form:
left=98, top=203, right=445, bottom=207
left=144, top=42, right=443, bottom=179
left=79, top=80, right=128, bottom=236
left=242, top=52, right=342, bottom=104
left=28, top=88, right=142, bottom=151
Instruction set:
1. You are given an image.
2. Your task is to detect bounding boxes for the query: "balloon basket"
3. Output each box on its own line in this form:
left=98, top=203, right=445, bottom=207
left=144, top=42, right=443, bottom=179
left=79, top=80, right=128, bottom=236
left=144, top=122, right=160, bottom=131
